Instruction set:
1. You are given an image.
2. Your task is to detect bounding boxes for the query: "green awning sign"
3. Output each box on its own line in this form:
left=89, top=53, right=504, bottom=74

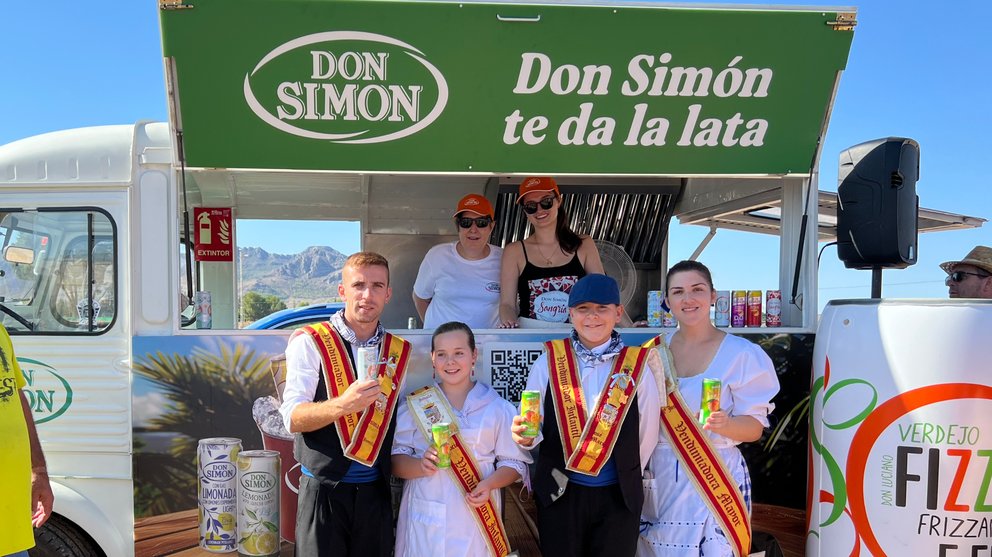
left=160, top=0, right=855, bottom=175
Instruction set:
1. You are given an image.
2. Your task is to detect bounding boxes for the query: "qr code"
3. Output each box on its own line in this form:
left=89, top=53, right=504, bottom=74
left=487, top=346, right=543, bottom=402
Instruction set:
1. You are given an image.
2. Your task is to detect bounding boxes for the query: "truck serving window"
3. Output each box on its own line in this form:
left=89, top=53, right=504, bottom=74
left=0, top=208, right=117, bottom=335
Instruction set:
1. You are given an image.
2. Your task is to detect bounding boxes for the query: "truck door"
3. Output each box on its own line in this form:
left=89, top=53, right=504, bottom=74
left=0, top=191, right=133, bottom=557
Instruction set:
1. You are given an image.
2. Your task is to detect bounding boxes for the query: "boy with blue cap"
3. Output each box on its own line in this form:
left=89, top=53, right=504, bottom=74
left=512, top=274, right=661, bottom=557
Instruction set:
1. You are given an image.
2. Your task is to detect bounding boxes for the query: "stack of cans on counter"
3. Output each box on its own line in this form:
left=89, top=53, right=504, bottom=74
left=647, top=291, right=676, bottom=327
left=197, top=438, right=281, bottom=556
left=647, top=289, right=781, bottom=328
left=717, top=290, right=781, bottom=328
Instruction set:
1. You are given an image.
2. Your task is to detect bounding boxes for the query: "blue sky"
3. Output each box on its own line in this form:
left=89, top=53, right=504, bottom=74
left=1, top=1, right=989, bottom=310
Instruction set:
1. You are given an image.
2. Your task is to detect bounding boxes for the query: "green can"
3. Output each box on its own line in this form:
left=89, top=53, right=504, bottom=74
left=520, top=390, right=541, bottom=438
left=699, top=378, right=722, bottom=426
left=432, top=423, right=452, bottom=468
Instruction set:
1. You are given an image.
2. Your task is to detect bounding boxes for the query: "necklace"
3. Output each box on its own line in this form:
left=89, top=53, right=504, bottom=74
left=533, top=241, right=557, bottom=265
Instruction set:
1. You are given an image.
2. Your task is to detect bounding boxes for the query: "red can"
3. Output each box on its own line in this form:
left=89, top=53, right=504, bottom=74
left=746, top=290, right=762, bottom=327
left=765, top=290, right=782, bottom=327
left=731, top=290, right=747, bottom=328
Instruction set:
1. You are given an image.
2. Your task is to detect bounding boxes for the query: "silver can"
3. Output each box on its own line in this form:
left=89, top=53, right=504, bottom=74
left=237, top=450, right=281, bottom=557
left=714, top=290, right=731, bottom=327
left=196, top=290, right=212, bottom=329
left=198, top=437, right=241, bottom=553
left=356, top=346, right=379, bottom=380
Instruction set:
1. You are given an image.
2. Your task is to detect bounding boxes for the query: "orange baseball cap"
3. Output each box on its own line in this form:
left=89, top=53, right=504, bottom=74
left=453, top=193, right=494, bottom=219
left=516, top=176, right=560, bottom=203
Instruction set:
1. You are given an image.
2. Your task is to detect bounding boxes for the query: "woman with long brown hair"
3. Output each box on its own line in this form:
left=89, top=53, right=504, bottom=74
left=497, top=177, right=604, bottom=328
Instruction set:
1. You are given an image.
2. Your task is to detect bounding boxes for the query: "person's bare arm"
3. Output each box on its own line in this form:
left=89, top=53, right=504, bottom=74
left=391, top=448, right=440, bottom=480
left=412, top=294, right=431, bottom=322
left=21, top=390, right=53, bottom=527
left=703, top=413, right=764, bottom=442
left=578, top=236, right=605, bottom=274
left=466, top=466, right=521, bottom=508
left=288, top=379, right=380, bottom=433
left=498, top=242, right=523, bottom=328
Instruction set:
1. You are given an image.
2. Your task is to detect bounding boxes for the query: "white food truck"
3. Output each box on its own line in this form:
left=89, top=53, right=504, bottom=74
left=0, top=1, right=986, bottom=556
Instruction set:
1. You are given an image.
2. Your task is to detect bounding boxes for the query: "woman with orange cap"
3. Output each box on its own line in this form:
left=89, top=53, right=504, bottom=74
left=413, top=193, right=503, bottom=329
left=497, top=177, right=604, bottom=328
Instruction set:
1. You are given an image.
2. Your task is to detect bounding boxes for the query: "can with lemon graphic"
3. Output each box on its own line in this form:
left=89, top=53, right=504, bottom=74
left=198, top=437, right=242, bottom=552
left=237, top=450, right=281, bottom=556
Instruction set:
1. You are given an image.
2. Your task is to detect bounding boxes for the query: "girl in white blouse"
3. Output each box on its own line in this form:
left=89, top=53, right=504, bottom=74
left=392, top=322, right=531, bottom=556
left=638, top=260, right=780, bottom=557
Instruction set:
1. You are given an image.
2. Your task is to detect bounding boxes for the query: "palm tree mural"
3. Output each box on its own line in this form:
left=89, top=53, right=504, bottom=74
left=133, top=342, right=276, bottom=516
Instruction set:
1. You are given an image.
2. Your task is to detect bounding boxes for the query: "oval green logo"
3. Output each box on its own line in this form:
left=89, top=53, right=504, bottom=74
left=17, top=358, right=73, bottom=424
left=244, top=31, right=448, bottom=144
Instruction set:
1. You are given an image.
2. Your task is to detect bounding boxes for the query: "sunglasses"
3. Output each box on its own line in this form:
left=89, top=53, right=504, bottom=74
left=946, top=270, right=991, bottom=283
left=457, top=216, right=492, bottom=229
left=521, top=195, right=557, bottom=215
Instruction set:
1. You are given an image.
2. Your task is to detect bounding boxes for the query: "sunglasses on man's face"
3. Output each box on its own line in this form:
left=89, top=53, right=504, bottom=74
left=521, top=195, right=557, bottom=215
left=457, top=216, right=492, bottom=229
left=946, top=270, right=991, bottom=283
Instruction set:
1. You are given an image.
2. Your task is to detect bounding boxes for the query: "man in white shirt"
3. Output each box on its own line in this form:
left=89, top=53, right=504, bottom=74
left=279, top=252, right=406, bottom=557
left=512, top=273, right=661, bottom=557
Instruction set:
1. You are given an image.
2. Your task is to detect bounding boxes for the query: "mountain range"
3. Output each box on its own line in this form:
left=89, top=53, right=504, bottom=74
left=239, top=246, right=346, bottom=307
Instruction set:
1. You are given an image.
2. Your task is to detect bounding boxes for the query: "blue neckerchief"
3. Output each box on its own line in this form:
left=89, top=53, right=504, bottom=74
left=570, top=330, right=624, bottom=365
left=330, top=309, right=384, bottom=348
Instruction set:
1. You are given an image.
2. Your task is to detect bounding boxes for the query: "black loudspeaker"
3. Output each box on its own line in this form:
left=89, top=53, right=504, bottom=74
left=836, top=137, right=920, bottom=269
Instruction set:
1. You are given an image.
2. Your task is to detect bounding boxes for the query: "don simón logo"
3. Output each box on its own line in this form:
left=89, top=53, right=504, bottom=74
left=244, top=31, right=448, bottom=144
left=18, top=358, right=72, bottom=424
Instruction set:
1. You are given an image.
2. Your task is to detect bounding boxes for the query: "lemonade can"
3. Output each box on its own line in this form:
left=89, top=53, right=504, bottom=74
left=699, top=378, right=722, bottom=426
left=520, top=390, right=541, bottom=438
left=432, top=423, right=452, bottom=468
left=356, top=346, right=379, bottom=380
left=198, top=437, right=242, bottom=553
left=237, top=450, right=281, bottom=557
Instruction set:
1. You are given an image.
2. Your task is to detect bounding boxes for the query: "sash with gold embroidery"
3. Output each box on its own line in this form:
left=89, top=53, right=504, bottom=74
left=407, top=385, right=511, bottom=557
left=294, top=323, right=411, bottom=466
left=545, top=339, right=648, bottom=476
left=641, top=335, right=751, bottom=557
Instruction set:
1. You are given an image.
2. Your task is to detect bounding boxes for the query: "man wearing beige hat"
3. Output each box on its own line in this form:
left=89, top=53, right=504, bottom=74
left=941, top=245, right=992, bottom=299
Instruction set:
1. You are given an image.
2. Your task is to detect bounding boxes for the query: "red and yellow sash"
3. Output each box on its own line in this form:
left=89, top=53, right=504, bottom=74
left=407, top=386, right=511, bottom=557
left=545, top=339, right=647, bottom=476
left=295, top=323, right=411, bottom=466
left=642, top=335, right=751, bottom=557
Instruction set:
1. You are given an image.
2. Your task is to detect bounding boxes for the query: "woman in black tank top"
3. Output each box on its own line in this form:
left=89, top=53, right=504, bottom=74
left=498, top=177, right=604, bottom=327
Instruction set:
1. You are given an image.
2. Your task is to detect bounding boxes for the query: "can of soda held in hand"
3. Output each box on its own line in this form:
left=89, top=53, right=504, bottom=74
left=520, top=390, right=541, bottom=438
left=356, top=346, right=379, bottom=380
left=699, top=378, right=722, bottom=426
left=432, top=423, right=452, bottom=468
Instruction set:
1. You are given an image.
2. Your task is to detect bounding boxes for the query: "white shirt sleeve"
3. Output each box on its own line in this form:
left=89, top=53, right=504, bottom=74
left=391, top=402, right=421, bottom=457
left=728, top=343, right=780, bottom=428
left=636, top=366, right=662, bottom=474
left=493, top=399, right=534, bottom=481
left=279, top=334, right=322, bottom=431
left=412, top=246, right=438, bottom=300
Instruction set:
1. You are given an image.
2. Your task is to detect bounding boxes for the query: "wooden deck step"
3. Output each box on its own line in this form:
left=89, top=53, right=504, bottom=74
left=135, top=493, right=805, bottom=556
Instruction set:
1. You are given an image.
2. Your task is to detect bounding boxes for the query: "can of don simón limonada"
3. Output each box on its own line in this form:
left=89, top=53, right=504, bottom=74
left=198, top=437, right=241, bottom=553
left=237, top=450, right=281, bottom=557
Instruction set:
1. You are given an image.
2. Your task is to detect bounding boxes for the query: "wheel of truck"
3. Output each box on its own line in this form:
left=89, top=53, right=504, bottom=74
left=29, top=515, right=104, bottom=557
